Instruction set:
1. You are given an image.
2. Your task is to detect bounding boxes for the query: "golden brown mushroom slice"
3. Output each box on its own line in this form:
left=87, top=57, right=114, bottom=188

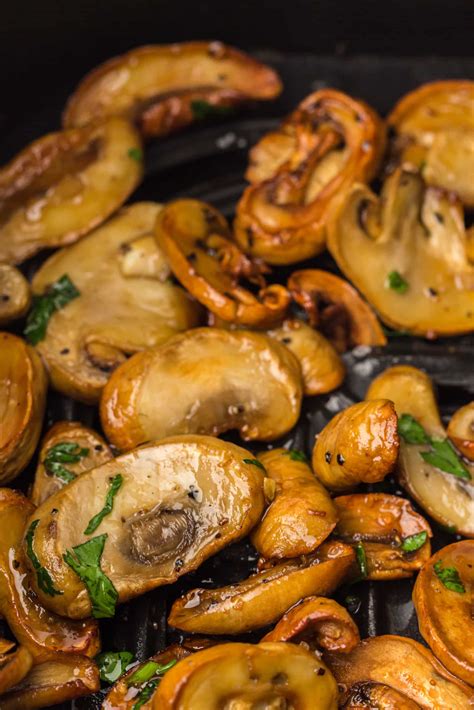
left=100, top=328, right=303, bottom=451
left=447, top=402, right=474, bottom=461
left=0, top=333, right=47, bottom=484
left=0, top=117, right=142, bottom=265
left=328, top=168, right=474, bottom=337
left=153, top=642, right=339, bottom=709
left=0, top=264, right=30, bottom=326
left=24, top=436, right=265, bottom=619
left=31, top=421, right=113, bottom=506
left=63, top=41, right=282, bottom=136
left=334, top=494, right=432, bottom=581
left=367, top=365, right=474, bottom=536
left=234, top=89, right=385, bottom=264
left=168, top=540, right=355, bottom=635
left=31, top=203, right=202, bottom=404
left=312, top=400, right=399, bottom=492
left=250, top=448, right=338, bottom=559
left=325, top=635, right=474, bottom=709
left=0, top=489, right=100, bottom=662
left=341, top=682, right=422, bottom=709
left=387, top=81, right=474, bottom=208
left=288, top=270, right=386, bottom=353
left=0, top=642, right=33, bottom=695
left=413, top=540, right=474, bottom=685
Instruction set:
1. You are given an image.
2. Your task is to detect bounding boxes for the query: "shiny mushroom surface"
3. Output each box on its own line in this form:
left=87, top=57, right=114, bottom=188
left=0, top=264, right=31, bottom=326
left=0, top=642, right=33, bottom=695
left=341, top=682, right=422, bottom=709
left=447, top=402, right=474, bottom=461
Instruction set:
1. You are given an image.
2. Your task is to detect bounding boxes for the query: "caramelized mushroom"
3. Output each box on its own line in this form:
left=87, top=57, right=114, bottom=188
left=168, top=540, right=355, bottom=634
left=367, top=365, right=474, bottom=536
left=234, top=89, right=385, bottom=264
left=0, top=265, right=30, bottom=326
left=0, top=642, right=33, bottom=695
left=31, top=203, right=201, bottom=404
left=24, top=436, right=265, bottom=619
left=63, top=42, right=282, bottom=136
left=250, top=448, right=338, bottom=559
left=312, top=400, right=399, bottom=491
left=0, top=118, right=142, bottom=264
left=447, top=403, right=474, bottom=461
left=413, top=540, right=474, bottom=685
left=387, top=81, right=474, bottom=208
left=334, top=494, right=432, bottom=580
left=153, top=642, right=339, bottom=709
left=328, top=168, right=474, bottom=336
left=31, top=421, right=113, bottom=506
left=0, top=333, right=47, bottom=484
left=288, top=270, right=386, bottom=352
left=341, top=682, right=422, bottom=709
left=100, top=328, right=303, bottom=450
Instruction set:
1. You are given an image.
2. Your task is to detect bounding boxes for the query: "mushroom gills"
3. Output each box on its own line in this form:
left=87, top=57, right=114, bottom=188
left=127, top=506, right=196, bottom=564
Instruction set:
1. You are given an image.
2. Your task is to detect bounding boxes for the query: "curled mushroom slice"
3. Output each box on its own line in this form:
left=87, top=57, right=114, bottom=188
left=0, top=333, right=47, bottom=484
left=0, top=117, right=142, bottom=264
left=0, top=642, right=33, bottom=695
left=250, top=448, right=338, bottom=559
left=63, top=41, right=282, bottom=135
left=31, top=203, right=202, bottom=404
left=100, top=328, right=302, bottom=450
left=262, top=596, right=359, bottom=654
left=367, top=365, right=474, bottom=536
left=325, top=635, right=474, bottom=709
left=154, top=642, right=338, bottom=709
left=234, top=89, right=385, bottom=264
left=447, top=403, right=474, bottom=461
left=288, top=270, right=386, bottom=352
left=387, top=81, right=474, bottom=208
left=24, top=436, right=265, bottom=619
left=0, top=265, right=30, bottom=326
left=334, top=494, right=432, bottom=580
left=168, top=540, right=355, bottom=634
left=341, top=682, right=422, bottom=709
left=328, top=168, right=474, bottom=336
left=413, top=540, right=474, bottom=685
left=155, top=199, right=290, bottom=327
left=312, top=400, right=399, bottom=492
left=31, top=421, right=113, bottom=506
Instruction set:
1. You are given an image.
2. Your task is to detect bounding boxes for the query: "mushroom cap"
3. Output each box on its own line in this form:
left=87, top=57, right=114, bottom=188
left=0, top=643, right=33, bottom=696
left=447, top=402, right=474, bottom=461
left=0, top=264, right=31, bottom=326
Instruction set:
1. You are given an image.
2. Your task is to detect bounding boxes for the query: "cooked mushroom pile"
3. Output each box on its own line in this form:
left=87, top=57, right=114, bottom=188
left=0, top=46, right=473, bottom=708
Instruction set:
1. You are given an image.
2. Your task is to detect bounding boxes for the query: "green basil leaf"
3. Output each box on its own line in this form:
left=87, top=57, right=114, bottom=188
left=243, top=458, right=266, bottom=472
left=128, top=147, right=143, bottom=162
left=283, top=449, right=308, bottom=462
left=43, top=441, right=89, bottom=483
left=433, top=560, right=465, bottom=594
left=398, top=414, right=430, bottom=445
left=386, top=270, right=409, bottom=294
left=24, top=275, right=80, bottom=344
left=84, top=474, right=123, bottom=535
left=401, top=531, right=428, bottom=552
left=421, top=438, right=471, bottom=480
left=96, top=650, right=134, bottom=683
left=132, top=678, right=161, bottom=710
left=63, top=534, right=118, bottom=618
left=190, top=100, right=235, bottom=120
left=25, top=520, right=63, bottom=597
left=355, top=542, right=368, bottom=579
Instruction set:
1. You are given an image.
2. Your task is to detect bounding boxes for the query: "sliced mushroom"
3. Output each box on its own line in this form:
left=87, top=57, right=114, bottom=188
left=31, top=203, right=202, bottom=404
left=0, top=333, right=47, bottom=484
left=63, top=41, right=282, bottom=135
left=0, top=265, right=30, bottom=326
left=387, top=81, right=474, bottom=208
left=0, top=643, right=33, bottom=695
left=447, top=403, right=474, bottom=461
left=288, top=270, right=386, bottom=352
left=341, top=682, right=423, bottom=709
left=31, top=421, right=113, bottom=506
left=250, top=448, right=338, bottom=559
left=100, top=328, right=303, bottom=450
left=168, top=540, right=355, bottom=634
left=328, top=168, right=474, bottom=336
left=366, top=365, right=474, bottom=536
left=24, top=436, right=265, bottom=619
left=312, top=400, right=399, bottom=492
left=413, top=540, right=474, bottom=685
left=334, top=494, right=432, bottom=580
left=325, top=635, right=474, bottom=709
left=234, top=89, right=385, bottom=264
left=0, top=118, right=142, bottom=264
left=0, top=488, right=100, bottom=661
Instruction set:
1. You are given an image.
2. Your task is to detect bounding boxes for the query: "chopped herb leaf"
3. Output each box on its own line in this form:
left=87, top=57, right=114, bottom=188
left=243, top=458, right=266, bottom=472
left=25, top=520, right=63, bottom=597
left=43, top=441, right=89, bottom=484
left=128, top=147, right=143, bottom=162
left=344, top=595, right=361, bottom=614
left=96, top=650, right=134, bottom=683
left=24, top=275, right=80, bottom=345
left=386, top=270, right=409, bottom=294
left=128, top=659, right=178, bottom=710
left=190, top=100, right=235, bottom=120
left=283, top=449, right=307, bottom=462
left=84, top=474, right=123, bottom=534
left=63, top=534, right=118, bottom=618
left=421, top=438, right=471, bottom=480
left=398, top=414, right=430, bottom=445
left=433, top=560, right=465, bottom=594
left=132, top=678, right=160, bottom=710
left=355, top=542, right=368, bottom=579
left=401, top=531, right=428, bottom=552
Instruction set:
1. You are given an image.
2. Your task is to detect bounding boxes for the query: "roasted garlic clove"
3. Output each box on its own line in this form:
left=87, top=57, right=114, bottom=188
left=234, top=89, right=385, bottom=264
left=31, top=421, right=113, bottom=506
left=63, top=41, right=282, bottom=136
left=0, top=264, right=31, bottom=326
left=250, top=448, right=338, bottom=559
left=367, top=366, right=474, bottom=536
left=312, top=400, right=399, bottom=492
left=413, top=540, right=474, bottom=685
left=334, top=494, right=432, bottom=580
left=447, top=403, right=474, bottom=461
left=168, top=540, right=355, bottom=634
left=153, top=642, right=339, bottom=709
left=0, top=118, right=142, bottom=264
left=341, top=682, right=422, bottom=709
left=31, top=203, right=202, bottom=404
left=0, top=333, right=47, bottom=484
left=23, top=436, right=265, bottom=619
left=100, top=328, right=303, bottom=450
left=0, top=643, right=33, bottom=695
